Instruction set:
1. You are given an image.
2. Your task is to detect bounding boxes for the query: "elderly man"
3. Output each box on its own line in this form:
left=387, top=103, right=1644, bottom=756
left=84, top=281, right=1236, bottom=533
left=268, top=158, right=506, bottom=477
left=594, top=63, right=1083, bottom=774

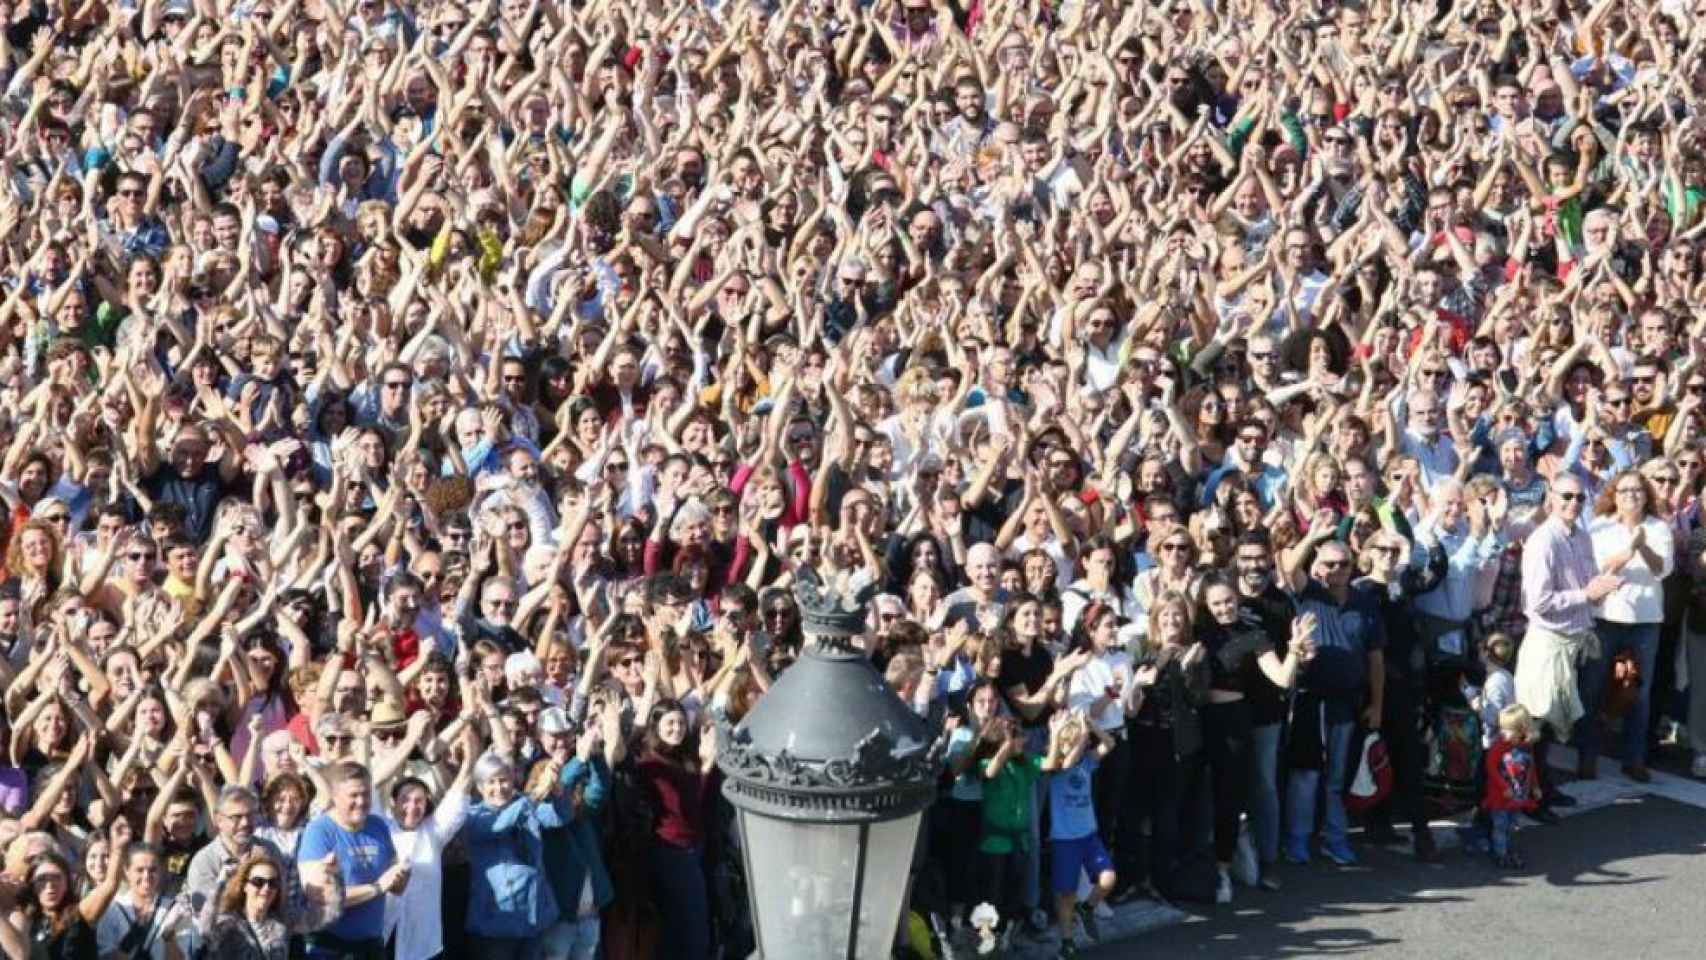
left=1516, top=475, right=1621, bottom=819
left=1411, top=480, right=1505, bottom=662
left=185, top=786, right=319, bottom=923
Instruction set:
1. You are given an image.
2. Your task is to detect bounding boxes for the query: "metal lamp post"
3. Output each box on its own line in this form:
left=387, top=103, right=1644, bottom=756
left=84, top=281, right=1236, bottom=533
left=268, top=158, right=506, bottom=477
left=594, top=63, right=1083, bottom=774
left=715, top=575, right=942, bottom=960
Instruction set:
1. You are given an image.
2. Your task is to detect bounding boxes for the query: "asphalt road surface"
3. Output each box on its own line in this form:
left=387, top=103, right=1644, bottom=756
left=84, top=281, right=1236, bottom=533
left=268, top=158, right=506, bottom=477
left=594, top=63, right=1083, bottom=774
left=1085, top=793, right=1706, bottom=960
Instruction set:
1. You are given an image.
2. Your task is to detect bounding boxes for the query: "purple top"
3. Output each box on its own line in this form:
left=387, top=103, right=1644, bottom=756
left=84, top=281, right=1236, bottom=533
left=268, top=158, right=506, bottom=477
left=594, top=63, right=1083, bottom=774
left=1521, top=517, right=1598, bottom=635
left=0, top=766, right=27, bottom=816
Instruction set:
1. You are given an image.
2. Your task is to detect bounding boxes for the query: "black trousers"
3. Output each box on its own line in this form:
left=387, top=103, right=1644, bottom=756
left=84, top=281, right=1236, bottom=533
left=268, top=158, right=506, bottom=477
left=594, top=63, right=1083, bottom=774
left=1092, top=732, right=1133, bottom=852
left=1202, top=700, right=1254, bottom=864
left=1121, top=723, right=1187, bottom=889
left=978, top=849, right=1026, bottom=927
left=1368, top=683, right=1430, bottom=835
left=938, top=796, right=983, bottom=911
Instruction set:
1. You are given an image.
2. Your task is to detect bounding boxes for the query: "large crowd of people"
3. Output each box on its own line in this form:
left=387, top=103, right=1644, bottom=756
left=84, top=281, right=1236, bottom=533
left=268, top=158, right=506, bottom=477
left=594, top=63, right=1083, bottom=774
left=0, top=0, right=1703, bottom=957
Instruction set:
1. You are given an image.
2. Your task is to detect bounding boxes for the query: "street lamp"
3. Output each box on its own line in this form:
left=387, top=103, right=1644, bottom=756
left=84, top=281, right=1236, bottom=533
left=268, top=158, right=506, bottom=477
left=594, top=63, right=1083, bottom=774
left=716, top=576, right=942, bottom=960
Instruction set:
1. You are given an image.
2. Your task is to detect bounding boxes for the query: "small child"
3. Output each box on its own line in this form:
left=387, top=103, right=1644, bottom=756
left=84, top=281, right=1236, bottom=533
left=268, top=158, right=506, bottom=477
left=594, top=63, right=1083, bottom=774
left=1468, top=633, right=1518, bottom=750
left=1041, top=710, right=1117, bottom=959
left=1459, top=633, right=1517, bottom=854
left=975, top=715, right=1040, bottom=950
left=1484, top=704, right=1543, bottom=869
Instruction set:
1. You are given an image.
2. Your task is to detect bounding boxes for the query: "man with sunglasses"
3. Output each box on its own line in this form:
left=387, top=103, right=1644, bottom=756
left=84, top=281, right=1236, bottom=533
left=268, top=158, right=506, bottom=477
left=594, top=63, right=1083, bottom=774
left=186, top=785, right=313, bottom=923
left=1282, top=535, right=1385, bottom=867
left=1515, top=475, right=1622, bottom=820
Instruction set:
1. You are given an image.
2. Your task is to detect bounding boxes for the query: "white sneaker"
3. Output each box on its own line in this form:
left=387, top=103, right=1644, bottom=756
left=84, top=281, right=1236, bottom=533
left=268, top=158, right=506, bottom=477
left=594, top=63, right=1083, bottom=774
left=1215, top=869, right=1233, bottom=905
left=1691, top=754, right=1706, bottom=780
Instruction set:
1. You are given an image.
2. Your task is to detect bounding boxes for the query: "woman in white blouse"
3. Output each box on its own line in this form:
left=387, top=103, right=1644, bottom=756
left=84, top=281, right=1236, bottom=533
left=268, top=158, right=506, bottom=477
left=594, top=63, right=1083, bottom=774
left=1586, top=469, right=1674, bottom=782
left=381, top=733, right=476, bottom=960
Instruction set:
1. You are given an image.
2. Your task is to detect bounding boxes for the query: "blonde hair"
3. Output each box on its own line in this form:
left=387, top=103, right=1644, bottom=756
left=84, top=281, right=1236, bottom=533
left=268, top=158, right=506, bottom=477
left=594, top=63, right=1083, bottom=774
left=1498, top=704, right=1534, bottom=743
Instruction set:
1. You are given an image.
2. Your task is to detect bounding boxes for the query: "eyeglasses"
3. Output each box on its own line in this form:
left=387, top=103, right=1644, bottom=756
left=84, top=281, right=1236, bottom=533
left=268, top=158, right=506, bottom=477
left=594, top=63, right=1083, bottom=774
left=486, top=598, right=518, bottom=610
left=617, top=656, right=643, bottom=668
left=40, top=513, right=68, bottom=523
left=1420, top=369, right=1448, bottom=379
left=1650, top=475, right=1677, bottom=485
left=606, top=462, right=629, bottom=472
left=374, top=729, right=405, bottom=742
left=1317, top=559, right=1349, bottom=570
left=1160, top=542, right=1191, bottom=553
left=1615, top=486, right=1646, bottom=496
left=1555, top=491, right=1584, bottom=503
left=383, top=380, right=409, bottom=390
left=322, top=735, right=353, bottom=745
left=126, top=552, right=153, bottom=562
left=247, top=876, right=280, bottom=890
left=506, top=521, right=528, bottom=532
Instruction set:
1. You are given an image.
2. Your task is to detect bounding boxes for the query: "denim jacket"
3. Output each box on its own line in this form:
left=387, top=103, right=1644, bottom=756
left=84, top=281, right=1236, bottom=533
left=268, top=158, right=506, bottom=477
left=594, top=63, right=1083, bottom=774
left=463, top=794, right=570, bottom=938
left=542, top=757, right=615, bottom=917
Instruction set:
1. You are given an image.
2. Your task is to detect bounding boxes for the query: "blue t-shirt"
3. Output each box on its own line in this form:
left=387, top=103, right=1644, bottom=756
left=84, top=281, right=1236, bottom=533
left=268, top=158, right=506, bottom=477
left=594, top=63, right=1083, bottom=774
left=297, top=812, right=397, bottom=943
left=1047, top=753, right=1100, bottom=841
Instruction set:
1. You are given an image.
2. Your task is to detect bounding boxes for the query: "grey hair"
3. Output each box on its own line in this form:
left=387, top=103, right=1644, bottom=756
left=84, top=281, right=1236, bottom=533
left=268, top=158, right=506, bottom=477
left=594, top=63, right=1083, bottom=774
left=217, top=785, right=260, bottom=812
left=480, top=577, right=518, bottom=604
left=473, top=751, right=513, bottom=786
left=669, top=501, right=711, bottom=541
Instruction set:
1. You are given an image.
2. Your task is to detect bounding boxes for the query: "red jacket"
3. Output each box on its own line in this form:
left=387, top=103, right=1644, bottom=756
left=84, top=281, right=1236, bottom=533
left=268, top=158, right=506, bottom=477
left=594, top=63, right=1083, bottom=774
left=1484, top=737, right=1541, bottom=812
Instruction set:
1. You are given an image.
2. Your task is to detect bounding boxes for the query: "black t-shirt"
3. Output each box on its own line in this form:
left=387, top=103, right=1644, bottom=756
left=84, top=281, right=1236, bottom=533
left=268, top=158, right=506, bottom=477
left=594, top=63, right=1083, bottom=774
left=160, top=833, right=206, bottom=897
left=29, top=913, right=96, bottom=960
left=997, top=642, right=1054, bottom=728
left=1201, top=620, right=1275, bottom=698
left=1238, top=586, right=1295, bottom=726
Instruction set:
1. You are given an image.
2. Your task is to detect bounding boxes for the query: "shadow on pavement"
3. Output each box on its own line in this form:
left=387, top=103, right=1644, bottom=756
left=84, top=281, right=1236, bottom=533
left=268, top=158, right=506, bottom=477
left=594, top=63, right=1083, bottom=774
left=1089, top=795, right=1706, bottom=959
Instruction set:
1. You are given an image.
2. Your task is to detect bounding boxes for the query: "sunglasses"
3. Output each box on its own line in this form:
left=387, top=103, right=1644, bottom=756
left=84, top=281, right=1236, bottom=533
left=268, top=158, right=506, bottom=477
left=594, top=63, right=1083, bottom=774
left=247, top=876, right=280, bottom=890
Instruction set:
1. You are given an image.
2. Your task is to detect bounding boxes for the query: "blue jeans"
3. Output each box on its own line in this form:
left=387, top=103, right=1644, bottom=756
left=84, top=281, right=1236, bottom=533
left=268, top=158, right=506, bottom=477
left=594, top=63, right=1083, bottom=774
left=1578, top=620, right=1661, bottom=766
left=541, top=915, right=601, bottom=960
left=1248, top=722, right=1283, bottom=866
left=1489, top=810, right=1519, bottom=858
left=650, top=843, right=711, bottom=959
left=1284, top=707, right=1355, bottom=853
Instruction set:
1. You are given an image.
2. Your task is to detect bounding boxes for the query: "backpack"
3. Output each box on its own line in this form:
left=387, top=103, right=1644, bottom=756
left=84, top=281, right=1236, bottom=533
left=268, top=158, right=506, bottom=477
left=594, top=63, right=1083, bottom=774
left=1424, top=704, right=1483, bottom=801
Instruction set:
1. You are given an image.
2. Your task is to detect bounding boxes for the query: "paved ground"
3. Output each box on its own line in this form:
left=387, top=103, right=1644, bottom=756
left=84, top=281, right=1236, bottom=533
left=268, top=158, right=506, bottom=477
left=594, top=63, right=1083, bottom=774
left=1076, top=751, right=1706, bottom=960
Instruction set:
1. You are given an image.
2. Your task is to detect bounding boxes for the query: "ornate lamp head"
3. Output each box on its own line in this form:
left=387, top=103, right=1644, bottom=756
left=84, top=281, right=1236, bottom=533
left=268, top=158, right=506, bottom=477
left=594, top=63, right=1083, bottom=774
left=793, top=568, right=867, bottom=648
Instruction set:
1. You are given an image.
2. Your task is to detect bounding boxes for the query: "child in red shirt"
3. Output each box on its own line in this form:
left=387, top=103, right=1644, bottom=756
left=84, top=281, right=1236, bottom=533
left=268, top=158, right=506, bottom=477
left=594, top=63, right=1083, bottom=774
left=1484, top=705, right=1542, bottom=869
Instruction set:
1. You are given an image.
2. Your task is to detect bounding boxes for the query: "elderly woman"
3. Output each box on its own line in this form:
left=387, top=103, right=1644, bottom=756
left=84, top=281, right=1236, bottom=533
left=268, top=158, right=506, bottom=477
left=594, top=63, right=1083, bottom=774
left=462, top=751, right=571, bottom=959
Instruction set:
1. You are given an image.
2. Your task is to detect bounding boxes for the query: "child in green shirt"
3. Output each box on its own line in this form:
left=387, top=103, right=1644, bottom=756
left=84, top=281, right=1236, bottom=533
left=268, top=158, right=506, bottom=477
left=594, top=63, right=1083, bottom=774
left=976, top=716, right=1041, bottom=946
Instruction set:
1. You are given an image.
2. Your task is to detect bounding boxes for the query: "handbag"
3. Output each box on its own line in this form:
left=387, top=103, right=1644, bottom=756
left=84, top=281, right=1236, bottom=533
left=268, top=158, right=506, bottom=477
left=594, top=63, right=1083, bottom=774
left=1600, top=649, right=1641, bottom=721
left=1345, top=733, right=1394, bottom=814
